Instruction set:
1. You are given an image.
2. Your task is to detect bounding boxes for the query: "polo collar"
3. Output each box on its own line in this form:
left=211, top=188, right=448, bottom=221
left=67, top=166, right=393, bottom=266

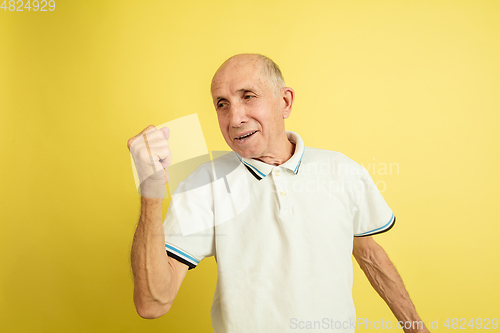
left=236, top=131, right=305, bottom=181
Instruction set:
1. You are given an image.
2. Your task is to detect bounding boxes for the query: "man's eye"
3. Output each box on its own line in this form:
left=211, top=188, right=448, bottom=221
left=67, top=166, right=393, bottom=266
left=244, top=95, right=253, bottom=99
left=218, top=102, right=226, bottom=108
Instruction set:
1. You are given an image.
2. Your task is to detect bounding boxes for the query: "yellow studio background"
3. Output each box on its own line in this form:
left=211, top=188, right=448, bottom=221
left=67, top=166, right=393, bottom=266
left=1, top=0, right=499, bottom=332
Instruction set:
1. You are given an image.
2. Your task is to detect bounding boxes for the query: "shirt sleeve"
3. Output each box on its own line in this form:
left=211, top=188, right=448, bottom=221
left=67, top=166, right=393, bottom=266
left=163, top=167, right=216, bottom=270
left=352, top=167, right=395, bottom=237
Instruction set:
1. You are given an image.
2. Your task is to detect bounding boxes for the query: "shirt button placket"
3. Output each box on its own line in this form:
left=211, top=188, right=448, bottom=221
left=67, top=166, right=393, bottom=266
left=272, top=167, right=292, bottom=216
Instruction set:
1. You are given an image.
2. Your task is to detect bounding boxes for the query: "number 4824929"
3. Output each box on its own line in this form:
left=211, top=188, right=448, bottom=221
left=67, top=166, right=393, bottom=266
left=1, top=0, right=55, bottom=11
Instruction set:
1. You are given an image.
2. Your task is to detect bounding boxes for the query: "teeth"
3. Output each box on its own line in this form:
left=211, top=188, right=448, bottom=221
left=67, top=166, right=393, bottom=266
left=237, top=131, right=256, bottom=139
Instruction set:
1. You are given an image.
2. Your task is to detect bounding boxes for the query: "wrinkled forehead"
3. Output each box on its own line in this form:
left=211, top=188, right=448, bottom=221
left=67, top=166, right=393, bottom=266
left=211, top=57, right=269, bottom=96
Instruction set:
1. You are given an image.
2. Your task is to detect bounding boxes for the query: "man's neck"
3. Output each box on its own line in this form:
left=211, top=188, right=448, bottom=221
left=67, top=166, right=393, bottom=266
left=255, top=134, right=296, bottom=166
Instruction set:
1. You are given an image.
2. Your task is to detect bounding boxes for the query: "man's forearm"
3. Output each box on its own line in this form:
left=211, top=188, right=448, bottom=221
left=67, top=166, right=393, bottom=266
left=131, top=197, right=173, bottom=317
left=353, top=237, right=429, bottom=333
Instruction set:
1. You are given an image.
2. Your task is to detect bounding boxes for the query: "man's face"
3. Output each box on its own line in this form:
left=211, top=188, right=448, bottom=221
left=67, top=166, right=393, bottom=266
left=211, top=57, right=287, bottom=159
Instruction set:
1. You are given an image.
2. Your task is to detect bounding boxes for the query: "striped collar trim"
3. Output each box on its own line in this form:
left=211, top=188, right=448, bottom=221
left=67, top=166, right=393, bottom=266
left=236, top=131, right=305, bottom=181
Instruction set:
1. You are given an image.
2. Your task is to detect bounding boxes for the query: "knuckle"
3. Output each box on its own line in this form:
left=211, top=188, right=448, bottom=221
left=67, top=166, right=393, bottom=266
left=127, top=136, right=137, bottom=149
left=143, top=125, right=157, bottom=134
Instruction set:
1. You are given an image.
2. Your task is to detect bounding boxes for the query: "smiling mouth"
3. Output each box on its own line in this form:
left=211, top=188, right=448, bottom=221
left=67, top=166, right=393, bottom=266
left=235, top=131, right=258, bottom=141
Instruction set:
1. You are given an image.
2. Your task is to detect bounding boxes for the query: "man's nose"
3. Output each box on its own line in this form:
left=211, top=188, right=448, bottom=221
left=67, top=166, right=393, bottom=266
left=229, top=104, right=248, bottom=127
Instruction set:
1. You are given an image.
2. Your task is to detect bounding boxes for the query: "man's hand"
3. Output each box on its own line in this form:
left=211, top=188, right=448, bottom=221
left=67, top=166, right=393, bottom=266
left=128, top=125, right=171, bottom=198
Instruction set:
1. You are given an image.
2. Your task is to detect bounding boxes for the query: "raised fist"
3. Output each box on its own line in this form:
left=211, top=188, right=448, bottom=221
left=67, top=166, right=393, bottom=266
left=127, top=125, right=171, bottom=198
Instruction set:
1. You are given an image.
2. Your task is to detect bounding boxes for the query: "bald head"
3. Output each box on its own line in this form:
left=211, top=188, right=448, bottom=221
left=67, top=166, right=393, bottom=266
left=211, top=54, right=285, bottom=96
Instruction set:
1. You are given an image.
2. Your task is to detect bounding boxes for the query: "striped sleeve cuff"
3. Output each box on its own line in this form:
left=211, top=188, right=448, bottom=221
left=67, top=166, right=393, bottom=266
left=354, top=214, right=396, bottom=237
left=165, top=243, right=200, bottom=270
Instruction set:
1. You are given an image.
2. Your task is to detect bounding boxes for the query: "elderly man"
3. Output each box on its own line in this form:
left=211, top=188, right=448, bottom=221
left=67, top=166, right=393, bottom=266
left=128, top=54, right=429, bottom=333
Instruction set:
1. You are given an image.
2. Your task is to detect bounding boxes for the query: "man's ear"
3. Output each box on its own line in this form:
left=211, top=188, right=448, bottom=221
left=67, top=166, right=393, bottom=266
left=281, top=87, right=295, bottom=119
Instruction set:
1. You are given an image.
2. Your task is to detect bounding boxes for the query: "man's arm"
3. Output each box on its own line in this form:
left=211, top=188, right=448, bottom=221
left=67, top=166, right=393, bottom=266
left=353, top=236, right=430, bottom=333
left=128, top=125, right=188, bottom=319
left=131, top=197, right=188, bottom=319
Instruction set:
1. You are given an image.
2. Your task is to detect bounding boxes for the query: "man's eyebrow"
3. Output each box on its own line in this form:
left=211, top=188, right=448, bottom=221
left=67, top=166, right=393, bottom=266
left=215, top=87, right=257, bottom=103
left=236, top=87, right=256, bottom=93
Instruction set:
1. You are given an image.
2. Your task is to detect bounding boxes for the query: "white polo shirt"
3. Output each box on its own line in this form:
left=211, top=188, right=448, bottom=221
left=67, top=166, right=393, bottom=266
left=163, top=131, right=395, bottom=333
